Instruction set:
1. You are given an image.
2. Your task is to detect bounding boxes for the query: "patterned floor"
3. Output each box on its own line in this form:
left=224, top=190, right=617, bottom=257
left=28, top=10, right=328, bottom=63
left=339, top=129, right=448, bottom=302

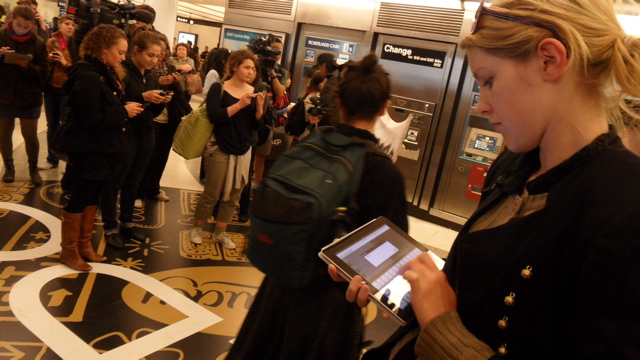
left=0, top=180, right=398, bottom=359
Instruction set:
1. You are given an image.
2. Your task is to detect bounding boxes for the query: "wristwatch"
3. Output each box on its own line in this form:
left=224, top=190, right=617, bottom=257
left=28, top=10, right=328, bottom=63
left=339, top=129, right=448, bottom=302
left=269, top=76, right=277, bottom=81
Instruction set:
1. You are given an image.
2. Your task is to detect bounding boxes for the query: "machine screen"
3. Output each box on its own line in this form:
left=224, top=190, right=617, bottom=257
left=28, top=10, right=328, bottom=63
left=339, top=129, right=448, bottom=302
left=472, top=134, right=499, bottom=154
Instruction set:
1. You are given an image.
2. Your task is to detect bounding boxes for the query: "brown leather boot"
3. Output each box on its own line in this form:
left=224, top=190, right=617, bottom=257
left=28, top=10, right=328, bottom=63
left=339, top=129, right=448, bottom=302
left=60, top=211, right=92, bottom=271
left=77, top=205, right=107, bottom=262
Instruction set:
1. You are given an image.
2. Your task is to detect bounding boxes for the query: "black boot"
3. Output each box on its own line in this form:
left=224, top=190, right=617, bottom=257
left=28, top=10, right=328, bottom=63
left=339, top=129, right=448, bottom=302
left=2, top=159, right=15, bottom=183
left=28, top=160, right=42, bottom=186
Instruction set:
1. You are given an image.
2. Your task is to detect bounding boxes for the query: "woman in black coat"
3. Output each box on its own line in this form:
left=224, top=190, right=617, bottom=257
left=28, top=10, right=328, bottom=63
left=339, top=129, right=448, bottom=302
left=100, top=31, right=170, bottom=249
left=59, top=25, right=144, bottom=271
left=342, top=1, right=640, bottom=359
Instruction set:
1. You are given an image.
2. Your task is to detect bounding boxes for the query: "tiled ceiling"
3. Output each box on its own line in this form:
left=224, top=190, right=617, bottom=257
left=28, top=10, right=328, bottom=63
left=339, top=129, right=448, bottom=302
left=127, top=0, right=226, bottom=22
left=177, top=0, right=225, bottom=23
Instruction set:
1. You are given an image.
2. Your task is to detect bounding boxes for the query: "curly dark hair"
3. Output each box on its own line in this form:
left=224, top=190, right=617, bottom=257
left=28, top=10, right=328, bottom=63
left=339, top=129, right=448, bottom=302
left=79, top=24, right=126, bottom=59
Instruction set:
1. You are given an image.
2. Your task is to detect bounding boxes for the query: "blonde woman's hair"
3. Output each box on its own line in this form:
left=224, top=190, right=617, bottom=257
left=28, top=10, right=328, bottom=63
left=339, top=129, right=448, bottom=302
left=461, top=0, right=640, bottom=130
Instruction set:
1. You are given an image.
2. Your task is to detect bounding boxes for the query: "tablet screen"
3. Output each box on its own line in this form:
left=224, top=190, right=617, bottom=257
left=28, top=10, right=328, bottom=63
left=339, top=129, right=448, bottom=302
left=320, top=217, right=444, bottom=324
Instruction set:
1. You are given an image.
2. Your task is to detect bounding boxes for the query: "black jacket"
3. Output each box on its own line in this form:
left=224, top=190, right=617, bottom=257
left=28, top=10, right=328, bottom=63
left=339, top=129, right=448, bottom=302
left=63, top=56, right=132, bottom=155
left=0, top=28, right=50, bottom=108
left=443, top=130, right=640, bottom=359
left=121, top=59, right=165, bottom=140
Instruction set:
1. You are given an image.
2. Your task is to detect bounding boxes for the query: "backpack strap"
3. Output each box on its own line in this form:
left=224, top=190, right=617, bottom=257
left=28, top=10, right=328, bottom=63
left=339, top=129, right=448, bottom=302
left=317, top=126, right=387, bottom=236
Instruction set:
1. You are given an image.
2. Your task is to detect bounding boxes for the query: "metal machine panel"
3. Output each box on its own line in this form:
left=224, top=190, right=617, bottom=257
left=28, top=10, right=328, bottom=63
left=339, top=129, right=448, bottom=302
left=430, top=67, right=503, bottom=224
left=375, top=34, right=457, bottom=203
left=290, top=24, right=370, bottom=102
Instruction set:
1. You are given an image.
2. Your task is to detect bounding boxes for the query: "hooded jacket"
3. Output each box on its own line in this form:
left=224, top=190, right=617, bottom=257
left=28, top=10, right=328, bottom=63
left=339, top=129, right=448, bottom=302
left=0, top=27, right=50, bottom=108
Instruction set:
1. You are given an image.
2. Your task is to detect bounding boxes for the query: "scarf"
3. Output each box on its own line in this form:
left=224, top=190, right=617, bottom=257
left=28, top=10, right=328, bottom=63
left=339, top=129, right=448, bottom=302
left=57, top=34, right=68, bottom=51
left=6, top=20, right=33, bottom=43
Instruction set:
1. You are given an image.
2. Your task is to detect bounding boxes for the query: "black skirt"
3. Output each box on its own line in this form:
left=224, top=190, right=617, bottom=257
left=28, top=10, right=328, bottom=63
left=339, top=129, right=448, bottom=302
left=227, top=273, right=364, bottom=360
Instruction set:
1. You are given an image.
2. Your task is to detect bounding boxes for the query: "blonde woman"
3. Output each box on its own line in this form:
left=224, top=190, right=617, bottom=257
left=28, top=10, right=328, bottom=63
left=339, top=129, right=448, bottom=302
left=340, top=0, right=640, bottom=359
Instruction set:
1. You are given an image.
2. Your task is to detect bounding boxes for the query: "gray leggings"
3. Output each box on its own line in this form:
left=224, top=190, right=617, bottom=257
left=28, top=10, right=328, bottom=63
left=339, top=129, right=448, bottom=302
left=194, top=146, right=246, bottom=224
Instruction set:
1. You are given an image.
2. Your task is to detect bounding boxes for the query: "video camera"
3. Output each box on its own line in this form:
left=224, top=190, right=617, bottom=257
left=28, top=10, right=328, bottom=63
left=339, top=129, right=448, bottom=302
left=307, top=96, right=330, bottom=117
left=247, top=34, right=282, bottom=71
left=66, top=0, right=154, bottom=34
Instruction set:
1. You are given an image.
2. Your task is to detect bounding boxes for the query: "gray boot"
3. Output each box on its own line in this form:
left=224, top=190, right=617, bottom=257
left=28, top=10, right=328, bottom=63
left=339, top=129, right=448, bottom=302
left=2, top=159, right=15, bottom=183
left=28, top=160, right=42, bottom=186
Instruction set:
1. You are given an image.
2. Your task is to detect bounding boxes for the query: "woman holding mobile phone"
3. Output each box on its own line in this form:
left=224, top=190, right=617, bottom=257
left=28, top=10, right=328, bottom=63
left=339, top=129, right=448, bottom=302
left=100, top=30, right=170, bottom=249
left=0, top=5, right=50, bottom=185
left=58, top=24, right=144, bottom=271
left=137, top=32, right=186, bottom=204
left=41, top=14, right=76, bottom=170
left=188, top=49, right=265, bottom=248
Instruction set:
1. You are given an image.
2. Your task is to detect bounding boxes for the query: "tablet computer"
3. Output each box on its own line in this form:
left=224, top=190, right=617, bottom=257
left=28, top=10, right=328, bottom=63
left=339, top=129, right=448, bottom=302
left=319, top=216, right=445, bottom=325
left=4, top=52, right=32, bottom=65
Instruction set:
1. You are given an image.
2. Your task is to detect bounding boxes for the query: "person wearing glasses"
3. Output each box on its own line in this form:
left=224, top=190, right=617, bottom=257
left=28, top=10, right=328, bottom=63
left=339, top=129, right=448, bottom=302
left=334, top=0, right=640, bottom=359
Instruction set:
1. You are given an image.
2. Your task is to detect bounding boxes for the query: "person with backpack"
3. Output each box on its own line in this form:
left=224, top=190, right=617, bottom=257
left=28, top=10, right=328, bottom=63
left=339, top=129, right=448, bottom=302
left=227, top=54, right=407, bottom=360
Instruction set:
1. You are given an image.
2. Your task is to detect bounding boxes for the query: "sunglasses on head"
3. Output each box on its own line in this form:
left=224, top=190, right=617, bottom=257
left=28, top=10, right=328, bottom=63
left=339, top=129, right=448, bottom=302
left=471, top=0, right=562, bottom=43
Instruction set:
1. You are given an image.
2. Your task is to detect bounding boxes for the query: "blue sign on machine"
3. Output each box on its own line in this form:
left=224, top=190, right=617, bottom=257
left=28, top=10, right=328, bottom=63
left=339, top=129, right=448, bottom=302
left=305, top=36, right=357, bottom=56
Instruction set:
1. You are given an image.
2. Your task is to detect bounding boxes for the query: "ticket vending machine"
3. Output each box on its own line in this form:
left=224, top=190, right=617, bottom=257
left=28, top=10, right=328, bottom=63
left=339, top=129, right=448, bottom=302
left=430, top=78, right=505, bottom=224
left=375, top=35, right=458, bottom=203
left=290, top=24, right=367, bottom=102
left=459, top=121, right=503, bottom=201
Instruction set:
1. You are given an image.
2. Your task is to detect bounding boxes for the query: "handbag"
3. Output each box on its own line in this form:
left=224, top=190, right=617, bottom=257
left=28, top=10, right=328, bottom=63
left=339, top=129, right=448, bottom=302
left=49, top=107, right=73, bottom=162
left=184, top=72, right=203, bottom=95
left=172, top=101, right=212, bottom=159
left=49, top=120, right=72, bottom=162
left=173, top=83, right=225, bottom=159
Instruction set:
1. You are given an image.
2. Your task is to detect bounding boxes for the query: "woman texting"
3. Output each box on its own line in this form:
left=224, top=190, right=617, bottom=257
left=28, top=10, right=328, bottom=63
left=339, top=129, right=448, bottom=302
left=0, top=5, right=50, bottom=185
left=137, top=32, right=184, bottom=204
left=41, top=14, right=76, bottom=170
left=101, top=31, right=169, bottom=249
left=339, top=1, right=640, bottom=359
left=59, top=24, right=143, bottom=271
left=189, top=49, right=265, bottom=248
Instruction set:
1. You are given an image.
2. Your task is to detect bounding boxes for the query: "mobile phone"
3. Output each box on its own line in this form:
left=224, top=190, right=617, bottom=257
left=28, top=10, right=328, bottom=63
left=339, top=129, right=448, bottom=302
left=51, top=51, right=60, bottom=56
left=141, top=103, right=150, bottom=109
left=164, top=90, right=174, bottom=95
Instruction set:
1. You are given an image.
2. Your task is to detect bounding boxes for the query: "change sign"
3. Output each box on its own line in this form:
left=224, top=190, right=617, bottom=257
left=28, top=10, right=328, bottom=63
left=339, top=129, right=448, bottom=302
left=380, top=43, right=446, bottom=69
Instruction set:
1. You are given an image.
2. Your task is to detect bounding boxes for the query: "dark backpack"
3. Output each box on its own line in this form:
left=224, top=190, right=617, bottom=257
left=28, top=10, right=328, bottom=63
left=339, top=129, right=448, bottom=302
left=246, top=127, right=376, bottom=288
left=284, top=98, right=308, bottom=136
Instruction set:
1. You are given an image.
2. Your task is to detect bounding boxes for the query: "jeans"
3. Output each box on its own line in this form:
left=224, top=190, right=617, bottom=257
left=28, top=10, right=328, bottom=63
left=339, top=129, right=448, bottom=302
left=43, top=90, right=69, bottom=166
left=101, top=133, right=155, bottom=231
